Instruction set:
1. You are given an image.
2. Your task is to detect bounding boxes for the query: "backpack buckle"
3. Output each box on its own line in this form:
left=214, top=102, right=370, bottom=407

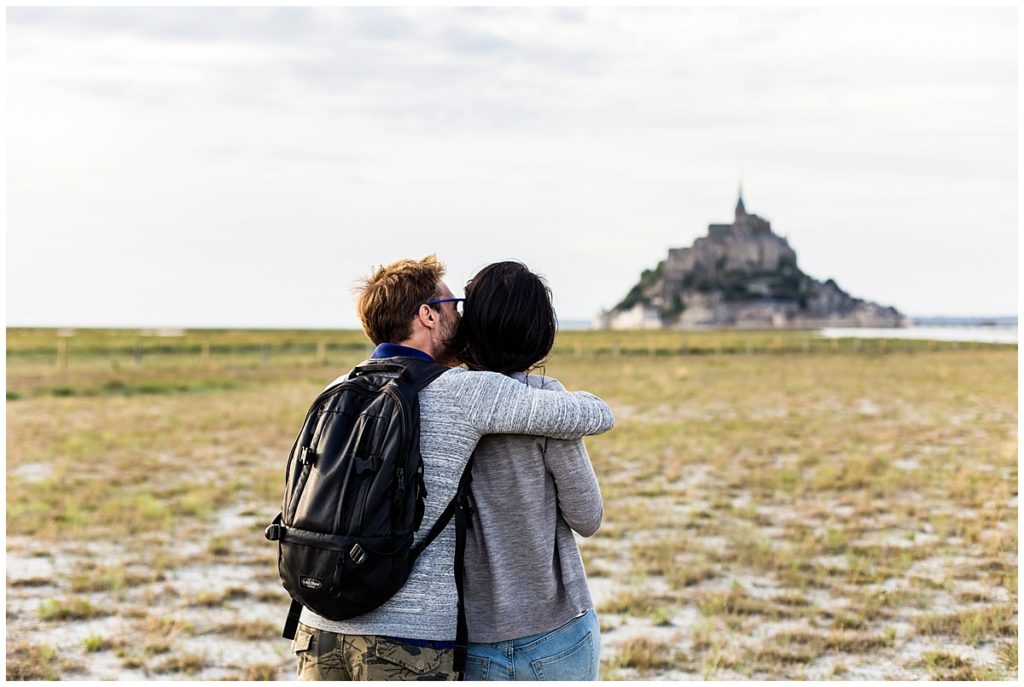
left=355, top=455, right=379, bottom=474
left=299, top=446, right=316, bottom=467
left=264, top=524, right=283, bottom=541
left=349, top=543, right=368, bottom=566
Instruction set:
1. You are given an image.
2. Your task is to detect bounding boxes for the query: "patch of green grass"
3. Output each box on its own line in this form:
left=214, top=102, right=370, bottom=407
left=69, top=566, right=162, bottom=592
left=38, top=597, right=107, bottom=621
left=83, top=635, right=114, bottom=653
left=921, top=651, right=969, bottom=671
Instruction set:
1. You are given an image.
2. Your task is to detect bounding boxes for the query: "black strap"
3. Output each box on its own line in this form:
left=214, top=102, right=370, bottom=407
left=402, top=358, right=448, bottom=392
left=352, top=356, right=447, bottom=392
left=406, top=459, right=474, bottom=678
left=452, top=490, right=469, bottom=678
left=282, top=598, right=303, bottom=640
left=410, top=489, right=459, bottom=560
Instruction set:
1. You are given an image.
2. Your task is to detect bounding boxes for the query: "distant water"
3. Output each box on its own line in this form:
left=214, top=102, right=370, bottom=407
left=820, top=325, right=1017, bottom=345
left=566, top=317, right=1017, bottom=344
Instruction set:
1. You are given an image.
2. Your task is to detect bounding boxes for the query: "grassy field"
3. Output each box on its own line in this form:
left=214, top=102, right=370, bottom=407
left=5, top=327, right=1018, bottom=680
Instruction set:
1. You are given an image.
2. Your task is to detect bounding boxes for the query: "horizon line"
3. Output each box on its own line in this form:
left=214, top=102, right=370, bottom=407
left=5, top=315, right=1019, bottom=331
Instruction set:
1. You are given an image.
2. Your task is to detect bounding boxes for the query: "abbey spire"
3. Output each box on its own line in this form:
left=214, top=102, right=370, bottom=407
left=735, top=182, right=746, bottom=219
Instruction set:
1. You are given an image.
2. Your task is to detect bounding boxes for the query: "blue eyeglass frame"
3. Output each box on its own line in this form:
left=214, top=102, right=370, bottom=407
left=419, top=297, right=465, bottom=315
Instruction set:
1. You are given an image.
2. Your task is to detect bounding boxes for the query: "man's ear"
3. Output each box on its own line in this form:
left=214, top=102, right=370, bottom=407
left=415, top=304, right=437, bottom=330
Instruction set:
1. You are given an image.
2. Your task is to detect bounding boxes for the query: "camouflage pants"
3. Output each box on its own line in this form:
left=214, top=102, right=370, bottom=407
left=292, top=623, right=457, bottom=681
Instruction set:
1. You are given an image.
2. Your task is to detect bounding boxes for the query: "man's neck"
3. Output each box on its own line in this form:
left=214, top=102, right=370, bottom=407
left=371, top=342, right=434, bottom=362
left=398, top=333, right=434, bottom=359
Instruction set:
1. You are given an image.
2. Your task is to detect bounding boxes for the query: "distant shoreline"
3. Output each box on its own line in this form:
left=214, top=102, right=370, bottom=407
left=6, top=316, right=1019, bottom=335
left=557, top=316, right=1018, bottom=331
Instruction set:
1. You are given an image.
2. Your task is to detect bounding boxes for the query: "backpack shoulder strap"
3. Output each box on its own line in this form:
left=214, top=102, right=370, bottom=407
left=408, top=454, right=473, bottom=559
left=399, top=357, right=448, bottom=392
left=405, top=456, right=475, bottom=677
left=451, top=458, right=474, bottom=677
left=348, top=357, right=447, bottom=392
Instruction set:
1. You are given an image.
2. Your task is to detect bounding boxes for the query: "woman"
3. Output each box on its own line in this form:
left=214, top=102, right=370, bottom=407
left=455, top=261, right=604, bottom=681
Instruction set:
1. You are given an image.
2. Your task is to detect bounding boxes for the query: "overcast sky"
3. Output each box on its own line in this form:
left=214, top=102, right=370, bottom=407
left=6, top=6, right=1018, bottom=328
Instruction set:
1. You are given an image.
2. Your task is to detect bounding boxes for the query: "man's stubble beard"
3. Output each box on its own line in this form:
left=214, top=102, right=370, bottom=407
left=433, top=313, right=461, bottom=367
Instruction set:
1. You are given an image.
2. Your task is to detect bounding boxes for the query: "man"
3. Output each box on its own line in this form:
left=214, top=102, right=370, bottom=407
left=291, top=255, right=614, bottom=680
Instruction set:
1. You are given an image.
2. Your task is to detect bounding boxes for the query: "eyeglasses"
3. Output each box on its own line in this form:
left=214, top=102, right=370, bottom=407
left=422, top=298, right=465, bottom=316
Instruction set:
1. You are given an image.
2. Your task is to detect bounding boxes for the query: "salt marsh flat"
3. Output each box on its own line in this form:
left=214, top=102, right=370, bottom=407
left=5, top=329, right=1017, bottom=680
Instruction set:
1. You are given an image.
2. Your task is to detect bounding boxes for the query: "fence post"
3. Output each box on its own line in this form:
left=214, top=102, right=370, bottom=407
left=317, top=340, right=327, bottom=365
left=58, top=339, right=68, bottom=372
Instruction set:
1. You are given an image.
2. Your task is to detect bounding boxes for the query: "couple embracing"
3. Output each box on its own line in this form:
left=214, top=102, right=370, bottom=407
left=270, top=255, right=614, bottom=681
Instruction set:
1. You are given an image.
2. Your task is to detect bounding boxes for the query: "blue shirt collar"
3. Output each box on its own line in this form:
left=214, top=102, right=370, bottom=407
left=371, top=343, right=434, bottom=363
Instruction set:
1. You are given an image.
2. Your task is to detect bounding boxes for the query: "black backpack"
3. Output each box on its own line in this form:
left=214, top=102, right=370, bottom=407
left=264, top=357, right=474, bottom=667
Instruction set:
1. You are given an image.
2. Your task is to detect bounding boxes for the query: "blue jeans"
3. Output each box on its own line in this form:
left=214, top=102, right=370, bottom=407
left=464, top=609, right=600, bottom=681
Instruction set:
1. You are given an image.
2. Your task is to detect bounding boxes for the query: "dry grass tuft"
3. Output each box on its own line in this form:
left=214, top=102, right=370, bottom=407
left=612, top=636, right=687, bottom=673
left=914, top=605, right=1017, bottom=645
left=6, top=642, right=63, bottom=680
left=238, top=663, right=281, bottom=680
left=154, top=653, right=207, bottom=675
left=213, top=620, right=278, bottom=641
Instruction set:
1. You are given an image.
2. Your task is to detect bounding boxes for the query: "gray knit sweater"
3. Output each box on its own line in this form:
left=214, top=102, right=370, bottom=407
left=463, top=373, right=602, bottom=644
left=299, top=366, right=615, bottom=640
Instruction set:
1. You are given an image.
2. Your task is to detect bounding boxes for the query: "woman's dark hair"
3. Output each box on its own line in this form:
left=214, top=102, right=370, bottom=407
left=456, top=261, right=557, bottom=374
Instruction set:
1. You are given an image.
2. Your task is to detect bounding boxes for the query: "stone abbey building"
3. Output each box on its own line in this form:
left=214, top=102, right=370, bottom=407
left=593, top=192, right=906, bottom=330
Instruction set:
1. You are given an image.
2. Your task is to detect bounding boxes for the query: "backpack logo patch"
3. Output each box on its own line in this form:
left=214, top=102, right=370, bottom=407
left=300, top=576, right=323, bottom=590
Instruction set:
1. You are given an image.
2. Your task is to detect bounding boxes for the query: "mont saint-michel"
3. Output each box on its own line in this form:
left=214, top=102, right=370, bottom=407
left=594, top=192, right=907, bottom=330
